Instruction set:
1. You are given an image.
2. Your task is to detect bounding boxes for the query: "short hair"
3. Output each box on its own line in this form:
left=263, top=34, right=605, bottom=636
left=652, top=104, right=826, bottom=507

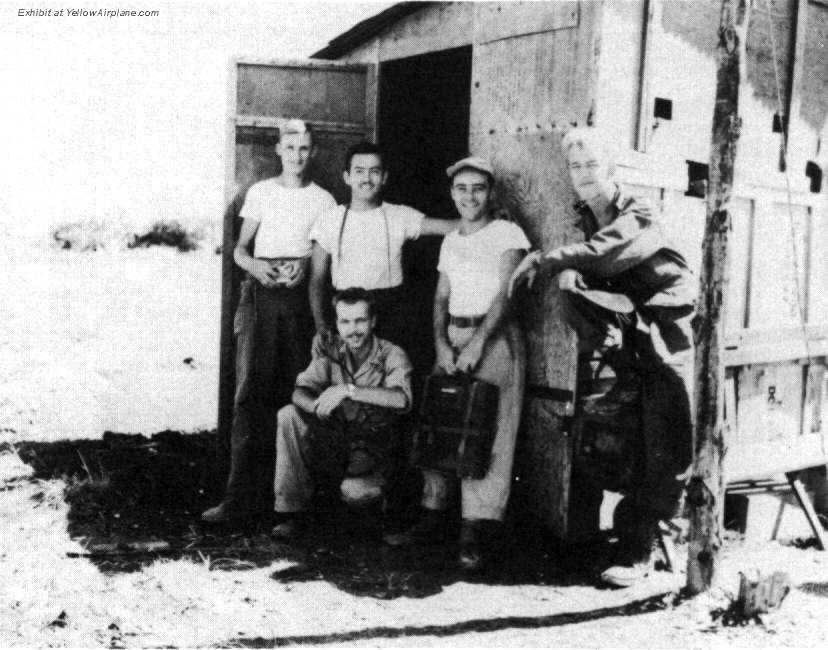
left=343, top=141, right=384, bottom=172
left=560, top=127, right=616, bottom=175
left=332, top=287, right=375, bottom=318
left=277, top=118, right=313, bottom=144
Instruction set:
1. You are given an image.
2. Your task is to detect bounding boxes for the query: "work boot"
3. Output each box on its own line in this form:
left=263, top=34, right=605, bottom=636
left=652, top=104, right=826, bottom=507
left=601, top=512, right=658, bottom=588
left=270, top=513, right=306, bottom=541
left=458, top=519, right=500, bottom=572
left=600, top=556, right=652, bottom=588
left=200, top=501, right=236, bottom=523
left=383, top=508, right=447, bottom=547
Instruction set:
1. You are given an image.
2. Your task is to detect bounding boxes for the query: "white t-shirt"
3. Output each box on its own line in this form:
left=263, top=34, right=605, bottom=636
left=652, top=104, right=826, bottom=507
left=438, top=219, right=530, bottom=317
left=240, top=179, right=336, bottom=258
left=310, top=202, right=425, bottom=289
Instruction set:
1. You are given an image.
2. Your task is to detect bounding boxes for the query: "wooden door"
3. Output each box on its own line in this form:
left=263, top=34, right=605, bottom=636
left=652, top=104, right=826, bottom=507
left=218, top=59, right=377, bottom=451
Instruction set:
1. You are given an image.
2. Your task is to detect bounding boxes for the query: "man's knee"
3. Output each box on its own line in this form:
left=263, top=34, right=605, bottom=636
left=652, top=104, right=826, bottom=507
left=340, top=476, right=385, bottom=508
left=276, top=404, right=307, bottom=439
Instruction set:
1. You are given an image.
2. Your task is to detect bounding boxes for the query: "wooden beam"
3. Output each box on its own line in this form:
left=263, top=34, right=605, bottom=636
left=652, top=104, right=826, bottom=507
left=634, top=0, right=658, bottom=152
left=786, top=471, right=827, bottom=550
left=686, top=0, right=751, bottom=595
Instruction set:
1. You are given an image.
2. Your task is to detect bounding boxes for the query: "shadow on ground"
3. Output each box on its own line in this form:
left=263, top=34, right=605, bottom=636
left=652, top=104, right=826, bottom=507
left=13, top=431, right=621, bottom=599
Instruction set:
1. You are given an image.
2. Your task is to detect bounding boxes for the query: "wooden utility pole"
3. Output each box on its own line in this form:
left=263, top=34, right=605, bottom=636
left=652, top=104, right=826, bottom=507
left=686, top=0, right=751, bottom=594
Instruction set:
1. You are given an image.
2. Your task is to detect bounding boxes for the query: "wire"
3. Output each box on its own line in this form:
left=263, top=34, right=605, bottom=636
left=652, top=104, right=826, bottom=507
left=760, top=0, right=812, bottom=361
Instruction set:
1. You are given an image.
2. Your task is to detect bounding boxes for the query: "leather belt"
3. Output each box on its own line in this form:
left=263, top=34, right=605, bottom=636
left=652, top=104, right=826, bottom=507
left=449, top=315, right=485, bottom=328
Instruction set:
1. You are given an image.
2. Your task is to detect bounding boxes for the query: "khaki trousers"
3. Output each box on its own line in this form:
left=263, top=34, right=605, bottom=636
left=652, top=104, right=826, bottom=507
left=421, top=321, right=526, bottom=521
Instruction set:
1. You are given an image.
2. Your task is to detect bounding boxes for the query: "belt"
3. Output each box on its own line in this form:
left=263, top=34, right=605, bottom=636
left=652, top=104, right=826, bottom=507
left=449, top=315, right=485, bottom=328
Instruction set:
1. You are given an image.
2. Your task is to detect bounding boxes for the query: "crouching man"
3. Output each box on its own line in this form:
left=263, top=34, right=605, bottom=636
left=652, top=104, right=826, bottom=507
left=510, top=127, right=696, bottom=587
left=271, top=287, right=414, bottom=538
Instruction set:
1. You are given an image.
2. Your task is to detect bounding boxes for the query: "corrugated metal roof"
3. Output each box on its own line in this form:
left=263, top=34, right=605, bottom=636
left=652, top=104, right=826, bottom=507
left=311, top=2, right=435, bottom=59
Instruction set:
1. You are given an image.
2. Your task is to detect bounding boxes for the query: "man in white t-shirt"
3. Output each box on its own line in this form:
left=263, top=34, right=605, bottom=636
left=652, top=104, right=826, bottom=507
left=202, top=119, right=337, bottom=524
left=308, top=142, right=457, bottom=353
left=384, top=157, right=529, bottom=571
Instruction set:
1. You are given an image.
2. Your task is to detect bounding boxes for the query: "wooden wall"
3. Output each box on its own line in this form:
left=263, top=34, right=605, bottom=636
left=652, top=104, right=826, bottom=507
left=595, top=0, right=828, bottom=481
left=468, top=1, right=600, bottom=537
left=329, top=0, right=828, bottom=531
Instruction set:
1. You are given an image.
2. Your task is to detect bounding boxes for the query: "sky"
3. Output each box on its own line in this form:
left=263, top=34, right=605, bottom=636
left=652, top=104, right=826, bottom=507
left=0, top=0, right=390, bottom=235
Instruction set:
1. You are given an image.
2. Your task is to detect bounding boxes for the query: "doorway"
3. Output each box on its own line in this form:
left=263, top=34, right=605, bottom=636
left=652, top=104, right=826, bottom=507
left=378, top=46, right=473, bottom=376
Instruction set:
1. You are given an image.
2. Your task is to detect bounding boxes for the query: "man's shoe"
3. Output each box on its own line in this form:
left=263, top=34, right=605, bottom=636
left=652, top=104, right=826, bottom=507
left=270, top=514, right=304, bottom=541
left=457, top=519, right=493, bottom=572
left=201, top=501, right=234, bottom=523
left=600, top=560, right=651, bottom=588
left=383, top=508, right=446, bottom=547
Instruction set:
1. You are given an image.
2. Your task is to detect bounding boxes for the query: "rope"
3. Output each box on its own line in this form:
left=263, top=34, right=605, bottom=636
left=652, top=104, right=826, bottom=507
left=759, top=0, right=812, bottom=362
left=759, top=0, right=823, bottom=457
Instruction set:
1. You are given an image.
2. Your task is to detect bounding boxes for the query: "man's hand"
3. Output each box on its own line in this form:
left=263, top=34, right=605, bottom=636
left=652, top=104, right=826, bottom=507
left=250, top=259, right=281, bottom=288
left=312, top=326, right=340, bottom=358
left=455, top=336, right=485, bottom=374
left=508, top=250, right=543, bottom=297
left=314, top=385, right=350, bottom=419
left=435, top=338, right=457, bottom=375
left=282, top=258, right=308, bottom=289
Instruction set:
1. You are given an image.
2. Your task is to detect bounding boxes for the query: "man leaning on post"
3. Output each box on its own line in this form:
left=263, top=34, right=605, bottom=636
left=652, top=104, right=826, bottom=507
left=270, top=287, right=414, bottom=539
left=510, top=127, right=696, bottom=588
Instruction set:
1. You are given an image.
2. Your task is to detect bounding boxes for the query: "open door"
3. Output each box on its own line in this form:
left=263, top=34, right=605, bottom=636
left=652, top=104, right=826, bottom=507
left=218, top=59, right=377, bottom=454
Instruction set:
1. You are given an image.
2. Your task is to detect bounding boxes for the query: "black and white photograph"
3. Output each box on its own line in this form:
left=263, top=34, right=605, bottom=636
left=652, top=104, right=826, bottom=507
left=1, top=0, right=827, bottom=647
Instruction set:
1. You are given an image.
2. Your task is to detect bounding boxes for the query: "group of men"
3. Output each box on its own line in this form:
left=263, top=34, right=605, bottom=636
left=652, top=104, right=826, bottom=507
left=201, top=119, right=696, bottom=587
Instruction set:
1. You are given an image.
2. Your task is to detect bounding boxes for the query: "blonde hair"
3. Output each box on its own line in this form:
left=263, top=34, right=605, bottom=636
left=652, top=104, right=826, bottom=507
left=560, top=127, right=617, bottom=176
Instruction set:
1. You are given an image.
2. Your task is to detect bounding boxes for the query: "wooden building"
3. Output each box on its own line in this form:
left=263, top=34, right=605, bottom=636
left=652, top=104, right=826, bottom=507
left=220, top=1, right=828, bottom=540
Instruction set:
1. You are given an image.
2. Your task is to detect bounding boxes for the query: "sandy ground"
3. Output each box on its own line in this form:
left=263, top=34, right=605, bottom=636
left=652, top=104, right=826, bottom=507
left=1, top=244, right=827, bottom=648
left=1, top=243, right=220, bottom=442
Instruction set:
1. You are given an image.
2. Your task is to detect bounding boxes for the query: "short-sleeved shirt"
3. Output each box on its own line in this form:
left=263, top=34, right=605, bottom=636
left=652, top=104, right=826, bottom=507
left=240, top=179, right=336, bottom=258
left=438, top=219, right=530, bottom=317
left=295, top=335, right=414, bottom=412
left=310, top=202, right=424, bottom=289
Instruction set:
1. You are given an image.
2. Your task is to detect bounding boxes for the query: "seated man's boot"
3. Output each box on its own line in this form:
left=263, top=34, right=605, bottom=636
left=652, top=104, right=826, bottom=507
left=383, top=508, right=447, bottom=547
left=600, top=554, right=654, bottom=588
left=601, top=517, right=658, bottom=588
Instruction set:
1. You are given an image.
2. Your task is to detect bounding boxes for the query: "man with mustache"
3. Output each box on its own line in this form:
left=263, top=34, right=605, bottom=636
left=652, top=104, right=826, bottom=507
left=308, top=142, right=456, bottom=353
left=270, top=287, right=414, bottom=538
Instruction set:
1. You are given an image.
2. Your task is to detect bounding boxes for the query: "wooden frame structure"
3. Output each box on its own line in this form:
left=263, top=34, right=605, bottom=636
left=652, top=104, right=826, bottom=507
left=218, top=1, right=828, bottom=541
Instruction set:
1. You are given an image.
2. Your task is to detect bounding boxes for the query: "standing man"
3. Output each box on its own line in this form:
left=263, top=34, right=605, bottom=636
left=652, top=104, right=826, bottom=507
left=385, top=157, right=529, bottom=571
left=271, top=287, right=413, bottom=538
left=308, top=142, right=456, bottom=353
left=202, top=119, right=337, bottom=524
left=510, top=127, right=696, bottom=587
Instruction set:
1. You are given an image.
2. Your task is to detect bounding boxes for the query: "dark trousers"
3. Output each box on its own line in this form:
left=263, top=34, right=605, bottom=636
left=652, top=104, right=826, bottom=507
left=226, top=278, right=313, bottom=514
left=562, top=276, right=693, bottom=552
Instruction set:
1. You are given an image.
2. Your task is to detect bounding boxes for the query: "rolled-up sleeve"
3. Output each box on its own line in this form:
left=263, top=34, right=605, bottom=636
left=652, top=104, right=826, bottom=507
left=294, top=355, right=331, bottom=395
left=383, top=346, right=414, bottom=412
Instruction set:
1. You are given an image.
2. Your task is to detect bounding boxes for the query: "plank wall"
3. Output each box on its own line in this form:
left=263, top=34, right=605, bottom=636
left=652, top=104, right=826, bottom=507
left=595, top=0, right=828, bottom=480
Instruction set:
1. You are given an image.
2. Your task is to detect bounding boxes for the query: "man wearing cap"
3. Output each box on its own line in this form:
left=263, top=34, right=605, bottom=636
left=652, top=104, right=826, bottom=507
left=510, top=127, right=696, bottom=587
left=385, top=156, right=529, bottom=571
left=202, top=119, right=337, bottom=524
left=308, top=142, right=457, bottom=355
left=270, top=287, right=413, bottom=539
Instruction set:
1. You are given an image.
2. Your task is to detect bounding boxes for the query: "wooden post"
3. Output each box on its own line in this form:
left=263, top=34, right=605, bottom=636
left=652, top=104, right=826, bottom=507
left=686, top=0, right=751, bottom=594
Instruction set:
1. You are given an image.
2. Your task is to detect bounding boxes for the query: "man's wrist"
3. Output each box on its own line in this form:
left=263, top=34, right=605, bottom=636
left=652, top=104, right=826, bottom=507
left=346, top=383, right=357, bottom=400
